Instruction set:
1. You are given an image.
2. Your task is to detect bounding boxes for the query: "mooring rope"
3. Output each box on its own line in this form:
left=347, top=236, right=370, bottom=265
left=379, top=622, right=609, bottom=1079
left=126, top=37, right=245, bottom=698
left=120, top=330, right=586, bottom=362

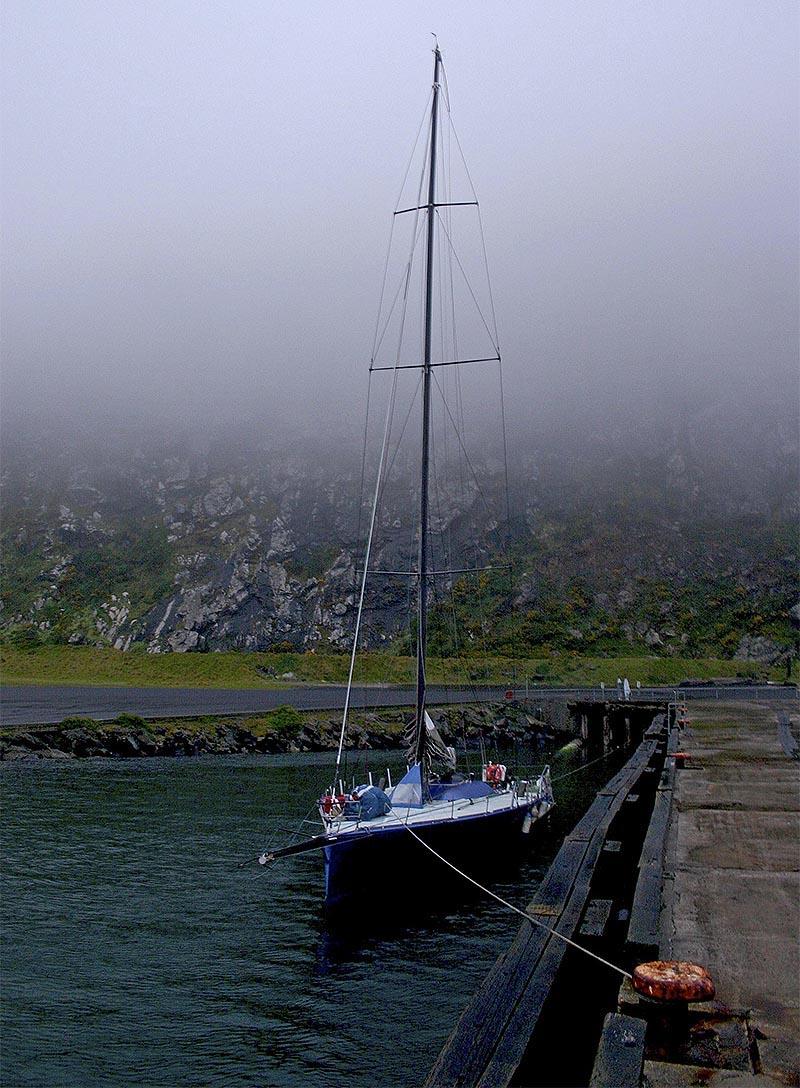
left=550, top=748, right=619, bottom=783
left=393, top=816, right=632, bottom=980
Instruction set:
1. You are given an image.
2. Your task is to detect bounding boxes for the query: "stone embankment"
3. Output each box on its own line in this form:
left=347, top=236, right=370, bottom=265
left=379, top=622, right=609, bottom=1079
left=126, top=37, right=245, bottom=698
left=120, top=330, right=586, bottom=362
left=0, top=702, right=558, bottom=760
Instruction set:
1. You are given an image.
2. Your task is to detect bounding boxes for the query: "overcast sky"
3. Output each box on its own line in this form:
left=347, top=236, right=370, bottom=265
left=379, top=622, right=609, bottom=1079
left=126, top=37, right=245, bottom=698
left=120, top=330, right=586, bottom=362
left=2, top=0, right=797, bottom=440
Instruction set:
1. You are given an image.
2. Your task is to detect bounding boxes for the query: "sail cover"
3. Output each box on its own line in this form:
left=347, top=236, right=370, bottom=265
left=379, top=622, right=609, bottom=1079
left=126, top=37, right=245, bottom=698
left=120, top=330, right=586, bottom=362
left=405, top=711, right=457, bottom=772
left=391, top=763, right=425, bottom=807
left=427, top=779, right=494, bottom=802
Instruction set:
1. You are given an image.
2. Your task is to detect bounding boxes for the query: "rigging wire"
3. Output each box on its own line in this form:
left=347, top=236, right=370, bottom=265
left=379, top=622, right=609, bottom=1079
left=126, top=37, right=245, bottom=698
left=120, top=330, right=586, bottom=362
left=354, top=372, right=373, bottom=573
left=372, top=93, right=432, bottom=366
left=393, top=88, right=435, bottom=213
left=350, top=49, right=516, bottom=743
left=430, top=368, right=494, bottom=518
left=441, top=81, right=512, bottom=544
left=440, top=61, right=510, bottom=559
left=498, top=361, right=512, bottom=529
left=445, top=110, right=502, bottom=347
left=239, top=803, right=321, bottom=868
left=371, top=215, right=428, bottom=365
left=435, top=87, right=481, bottom=699
left=333, top=361, right=401, bottom=789
left=370, top=89, right=433, bottom=364
left=382, top=372, right=423, bottom=487
left=428, top=392, right=445, bottom=652
left=434, top=210, right=499, bottom=355
left=440, top=94, right=493, bottom=699
left=337, top=79, right=436, bottom=777
left=431, top=110, right=494, bottom=705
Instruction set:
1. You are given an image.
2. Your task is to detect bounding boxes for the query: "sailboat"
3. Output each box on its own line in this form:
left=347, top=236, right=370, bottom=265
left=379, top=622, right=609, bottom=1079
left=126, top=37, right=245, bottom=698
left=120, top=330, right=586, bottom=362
left=259, top=43, right=554, bottom=909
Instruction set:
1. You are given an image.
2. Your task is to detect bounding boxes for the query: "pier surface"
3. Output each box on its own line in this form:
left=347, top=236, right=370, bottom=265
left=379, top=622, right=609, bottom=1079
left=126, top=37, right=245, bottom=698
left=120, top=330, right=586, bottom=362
left=648, top=701, right=800, bottom=1086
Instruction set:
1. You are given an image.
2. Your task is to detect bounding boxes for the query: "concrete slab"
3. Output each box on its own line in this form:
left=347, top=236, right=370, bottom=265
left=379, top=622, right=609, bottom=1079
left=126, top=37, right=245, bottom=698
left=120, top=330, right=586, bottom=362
left=677, top=778, right=800, bottom=812
left=660, top=702, right=800, bottom=1087
left=675, top=810, right=800, bottom=872
left=756, top=1034, right=800, bottom=1088
left=676, top=768, right=799, bottom=784
left=644, top=1061, right=788, bottom=1086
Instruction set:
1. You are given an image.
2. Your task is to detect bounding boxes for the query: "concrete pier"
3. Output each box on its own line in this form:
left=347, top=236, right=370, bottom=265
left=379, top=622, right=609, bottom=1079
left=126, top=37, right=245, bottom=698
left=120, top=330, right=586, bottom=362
left=424, top=710, right=669, bottom=1087
left=643, top=701, right=800, bottom=1086
left=422, top=697, right=799, bottom=1087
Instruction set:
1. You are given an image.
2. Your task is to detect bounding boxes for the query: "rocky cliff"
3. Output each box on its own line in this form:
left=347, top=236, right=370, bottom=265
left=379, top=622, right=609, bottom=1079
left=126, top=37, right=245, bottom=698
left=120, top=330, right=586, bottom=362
left=1, top=404, right=797, bottom=662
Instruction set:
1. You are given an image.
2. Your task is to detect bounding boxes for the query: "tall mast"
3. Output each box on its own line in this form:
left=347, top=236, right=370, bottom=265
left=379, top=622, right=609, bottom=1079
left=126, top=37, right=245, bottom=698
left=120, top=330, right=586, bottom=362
left=414, top=44, right=441, bottom=768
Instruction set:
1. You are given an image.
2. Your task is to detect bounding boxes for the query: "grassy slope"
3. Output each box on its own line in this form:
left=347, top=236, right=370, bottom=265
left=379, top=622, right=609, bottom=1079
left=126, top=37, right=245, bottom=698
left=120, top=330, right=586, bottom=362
left=0, top=644, right=791, bottom=689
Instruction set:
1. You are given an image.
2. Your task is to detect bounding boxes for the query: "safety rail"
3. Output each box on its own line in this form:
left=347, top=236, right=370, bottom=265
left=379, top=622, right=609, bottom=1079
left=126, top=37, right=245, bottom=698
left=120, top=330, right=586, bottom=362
left=319, top=769, right=552, bottom=833
left=522, top=683, right=798, bottom=703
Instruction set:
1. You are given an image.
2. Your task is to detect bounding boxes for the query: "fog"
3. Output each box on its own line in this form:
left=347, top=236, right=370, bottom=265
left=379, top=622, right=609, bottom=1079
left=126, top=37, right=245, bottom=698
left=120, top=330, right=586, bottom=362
left=2, top=0, right=797, bottom=448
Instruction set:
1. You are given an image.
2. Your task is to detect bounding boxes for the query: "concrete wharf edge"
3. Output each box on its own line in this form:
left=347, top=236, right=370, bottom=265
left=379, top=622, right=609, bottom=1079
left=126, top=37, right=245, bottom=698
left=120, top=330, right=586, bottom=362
left=639, top=700, right=800, bottom=1087
left=423, top=720, right=667, bottom=1087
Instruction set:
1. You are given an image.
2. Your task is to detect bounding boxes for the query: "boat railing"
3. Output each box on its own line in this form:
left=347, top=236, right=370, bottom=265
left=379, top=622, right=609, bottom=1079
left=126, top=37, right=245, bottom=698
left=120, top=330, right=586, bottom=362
left=321, top=777, right=540, bottom=830
left=512, top=765, right=551, bottom=805
left=319, top=801, right=363, bottom=828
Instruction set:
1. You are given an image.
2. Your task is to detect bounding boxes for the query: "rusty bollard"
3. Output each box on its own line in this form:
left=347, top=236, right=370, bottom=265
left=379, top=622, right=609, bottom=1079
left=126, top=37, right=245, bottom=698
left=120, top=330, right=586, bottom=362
left=631, top=961, right=715, bottom=1054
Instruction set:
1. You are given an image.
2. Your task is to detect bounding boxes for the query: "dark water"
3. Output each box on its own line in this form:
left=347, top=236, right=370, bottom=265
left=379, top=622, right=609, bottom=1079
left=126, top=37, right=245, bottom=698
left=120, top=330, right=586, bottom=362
left=2, top=744, right=620, bottom=1088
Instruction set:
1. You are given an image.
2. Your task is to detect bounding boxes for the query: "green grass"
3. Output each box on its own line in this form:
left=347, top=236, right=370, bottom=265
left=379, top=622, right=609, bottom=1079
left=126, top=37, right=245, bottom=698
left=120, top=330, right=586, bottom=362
left=1, top=644, right=793, bottom=689
left=1, top=519, right=175, bottom=640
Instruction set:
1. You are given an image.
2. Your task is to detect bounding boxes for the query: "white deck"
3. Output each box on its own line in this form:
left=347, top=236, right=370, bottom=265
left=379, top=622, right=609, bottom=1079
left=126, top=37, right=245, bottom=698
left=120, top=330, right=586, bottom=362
left=322, top=786, right=553, bottom=840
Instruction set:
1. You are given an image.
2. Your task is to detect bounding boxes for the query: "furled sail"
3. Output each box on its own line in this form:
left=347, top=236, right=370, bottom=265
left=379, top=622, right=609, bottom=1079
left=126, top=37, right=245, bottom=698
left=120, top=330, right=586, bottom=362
left=404, top=711, right=456, bottom=773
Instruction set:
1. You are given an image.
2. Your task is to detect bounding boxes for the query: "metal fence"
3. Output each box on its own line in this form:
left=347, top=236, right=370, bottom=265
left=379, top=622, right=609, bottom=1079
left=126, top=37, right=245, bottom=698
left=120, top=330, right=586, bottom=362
left=507, top=684, right=798, bottom=704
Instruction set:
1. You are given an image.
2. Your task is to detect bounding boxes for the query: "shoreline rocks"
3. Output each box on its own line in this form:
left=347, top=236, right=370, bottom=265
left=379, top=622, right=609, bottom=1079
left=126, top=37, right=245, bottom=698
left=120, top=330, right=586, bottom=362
left=0, top=703, right=560, bottom=761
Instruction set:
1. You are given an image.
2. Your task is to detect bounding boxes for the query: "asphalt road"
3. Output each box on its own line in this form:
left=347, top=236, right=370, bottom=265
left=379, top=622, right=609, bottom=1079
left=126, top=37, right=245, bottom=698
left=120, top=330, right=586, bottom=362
left=0, top=682, right=796, bottom=726
left=0, top=683, right=501, bottom=726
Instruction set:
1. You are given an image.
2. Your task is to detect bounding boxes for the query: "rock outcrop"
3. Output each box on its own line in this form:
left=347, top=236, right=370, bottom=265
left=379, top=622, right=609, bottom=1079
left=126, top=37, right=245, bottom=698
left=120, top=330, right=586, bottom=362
left=0, top=703, right=556, bottom=760
left=1, top=408, right=797, bottom=659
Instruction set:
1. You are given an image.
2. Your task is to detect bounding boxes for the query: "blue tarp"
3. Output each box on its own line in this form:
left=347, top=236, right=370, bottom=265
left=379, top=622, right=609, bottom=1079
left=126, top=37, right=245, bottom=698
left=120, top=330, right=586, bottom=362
left=357, top=785, right=392, bottom=819
left=343, top=784, right=392, bottom=820
left=427, top=780, right=494, bottom=802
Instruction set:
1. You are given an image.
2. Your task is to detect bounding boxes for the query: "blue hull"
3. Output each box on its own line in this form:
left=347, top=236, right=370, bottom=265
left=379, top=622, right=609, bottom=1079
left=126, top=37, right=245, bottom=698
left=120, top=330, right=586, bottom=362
left=323, top=801, right=540, bottom=911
